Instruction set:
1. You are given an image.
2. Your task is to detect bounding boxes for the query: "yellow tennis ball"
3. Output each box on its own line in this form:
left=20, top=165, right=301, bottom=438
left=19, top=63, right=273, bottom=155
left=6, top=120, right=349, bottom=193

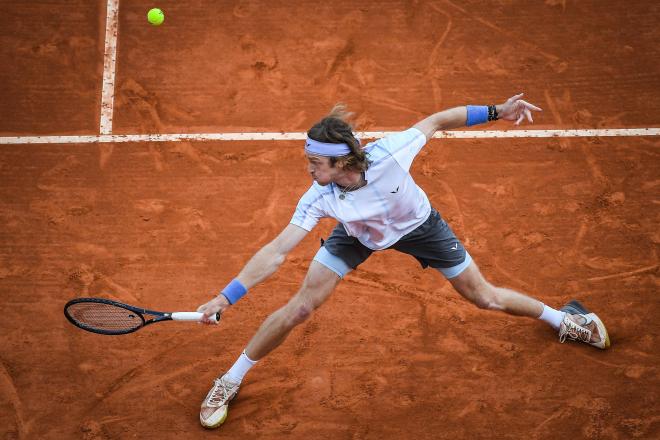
left=147, top=8, right=165, bottom=26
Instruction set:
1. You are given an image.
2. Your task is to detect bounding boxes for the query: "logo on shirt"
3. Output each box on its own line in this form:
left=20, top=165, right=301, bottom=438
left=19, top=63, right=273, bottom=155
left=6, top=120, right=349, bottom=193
left=390, top=186, right=399, bottom=194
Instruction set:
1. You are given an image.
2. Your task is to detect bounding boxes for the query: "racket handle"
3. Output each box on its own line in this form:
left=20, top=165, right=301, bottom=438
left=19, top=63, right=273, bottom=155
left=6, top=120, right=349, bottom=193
left=171, top=312, right=220, bottom=323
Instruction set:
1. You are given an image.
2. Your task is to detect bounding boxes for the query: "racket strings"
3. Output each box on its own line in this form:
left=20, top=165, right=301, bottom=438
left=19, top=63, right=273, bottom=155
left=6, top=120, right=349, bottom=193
left=66, top=302, right=143, bottom=332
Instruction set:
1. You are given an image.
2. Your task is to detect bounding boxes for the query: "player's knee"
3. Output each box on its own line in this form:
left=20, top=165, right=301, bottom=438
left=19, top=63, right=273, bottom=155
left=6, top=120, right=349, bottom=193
left=471, top=285, right=501, bottom=310
left=293, top=303, right=314, bottom=325
left=284, top=301, right=314, bottom=327
left=473, top=293, right=492, bottom=310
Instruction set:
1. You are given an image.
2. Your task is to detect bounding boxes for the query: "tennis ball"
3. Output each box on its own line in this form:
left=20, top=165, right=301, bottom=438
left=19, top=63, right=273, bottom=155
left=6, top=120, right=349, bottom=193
left=147, top=8, right=165, bottom=26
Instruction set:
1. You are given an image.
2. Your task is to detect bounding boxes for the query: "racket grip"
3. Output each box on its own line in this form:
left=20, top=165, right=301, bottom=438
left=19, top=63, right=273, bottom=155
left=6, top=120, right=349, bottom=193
left=171, top=312, right=220, bottom=323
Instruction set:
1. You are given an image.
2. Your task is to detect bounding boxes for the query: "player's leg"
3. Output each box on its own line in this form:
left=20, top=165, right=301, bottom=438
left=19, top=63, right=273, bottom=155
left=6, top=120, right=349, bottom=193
left=200, top=260, right=341, bottom=428
left=200, top=224, right=369, bottom=429
left=392, top=208, right=609, bottom=350
left=243, top=224, right=369, bottom=363
left=445, top=255, right=610, bottom=349
left=447, top=257, right=543, bottom=317
left=245, top=260, right=341, bottom=360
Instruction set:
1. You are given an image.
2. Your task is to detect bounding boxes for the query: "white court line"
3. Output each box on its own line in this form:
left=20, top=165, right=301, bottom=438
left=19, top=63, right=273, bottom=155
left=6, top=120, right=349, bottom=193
left=99, top=0, right=120, bottom=135
left=0, top=128, right=658, bottom=145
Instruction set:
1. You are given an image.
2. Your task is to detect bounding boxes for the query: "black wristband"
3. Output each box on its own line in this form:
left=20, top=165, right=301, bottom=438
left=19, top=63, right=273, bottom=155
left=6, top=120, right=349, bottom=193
left=487, top=104, right=499, bottom=121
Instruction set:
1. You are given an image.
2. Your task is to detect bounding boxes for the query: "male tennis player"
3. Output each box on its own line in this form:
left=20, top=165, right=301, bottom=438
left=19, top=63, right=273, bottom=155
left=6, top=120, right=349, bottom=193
left=196, top=93, right=610, bottom=428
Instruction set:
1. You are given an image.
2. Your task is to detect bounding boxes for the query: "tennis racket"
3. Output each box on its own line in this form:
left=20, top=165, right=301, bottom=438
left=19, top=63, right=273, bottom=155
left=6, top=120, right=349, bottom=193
left=64, top=297, right=219, bottom=335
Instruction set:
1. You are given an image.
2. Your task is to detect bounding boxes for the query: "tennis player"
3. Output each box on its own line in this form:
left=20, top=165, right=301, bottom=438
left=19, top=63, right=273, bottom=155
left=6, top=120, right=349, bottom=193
left=196, top=93, right=610, bottom=428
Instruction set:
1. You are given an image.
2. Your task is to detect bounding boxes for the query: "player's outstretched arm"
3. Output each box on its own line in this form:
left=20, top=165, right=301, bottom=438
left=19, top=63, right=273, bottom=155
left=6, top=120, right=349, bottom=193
left=197, top=224, right=309, bottom=323
left=412, top=93, right=542, bottom=141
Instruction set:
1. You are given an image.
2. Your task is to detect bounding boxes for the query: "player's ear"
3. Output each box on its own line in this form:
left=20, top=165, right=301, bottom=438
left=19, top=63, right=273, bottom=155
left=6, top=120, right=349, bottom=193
left=332, top=157, right=346, bottom=170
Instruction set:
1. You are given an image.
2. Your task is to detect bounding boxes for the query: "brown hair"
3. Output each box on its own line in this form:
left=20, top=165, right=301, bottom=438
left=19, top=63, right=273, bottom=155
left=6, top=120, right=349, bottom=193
left=307, top=104, right=370, bottom=172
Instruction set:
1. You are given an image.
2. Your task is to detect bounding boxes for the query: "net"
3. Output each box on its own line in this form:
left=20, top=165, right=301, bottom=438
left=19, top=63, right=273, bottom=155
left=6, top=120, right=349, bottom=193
left=66, top=301, right=143, bottom=334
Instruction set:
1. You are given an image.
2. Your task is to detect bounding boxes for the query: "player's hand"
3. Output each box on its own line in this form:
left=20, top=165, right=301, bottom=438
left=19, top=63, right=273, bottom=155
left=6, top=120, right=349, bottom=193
left=496, top=93, right=542, bottom=125
left=196, top=295, right=230, bottom=325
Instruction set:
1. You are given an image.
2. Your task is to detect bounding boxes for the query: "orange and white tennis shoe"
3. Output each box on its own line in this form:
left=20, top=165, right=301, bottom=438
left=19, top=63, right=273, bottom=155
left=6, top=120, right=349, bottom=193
left=200, top=374, right=240, bottom=428
left=558, top=300, right=610, bottom=349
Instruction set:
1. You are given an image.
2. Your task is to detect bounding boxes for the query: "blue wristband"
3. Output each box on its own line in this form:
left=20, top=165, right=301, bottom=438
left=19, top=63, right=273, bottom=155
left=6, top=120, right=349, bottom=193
left=221, top=278, right=248, bottom=304
left=466, top=105, right=489, bottom=127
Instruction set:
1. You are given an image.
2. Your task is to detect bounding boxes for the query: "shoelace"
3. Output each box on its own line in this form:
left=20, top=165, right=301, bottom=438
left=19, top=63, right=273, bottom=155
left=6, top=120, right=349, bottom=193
left=559, top=316, right=592, bottom=344
left=207, top=378, right=237, bottom=407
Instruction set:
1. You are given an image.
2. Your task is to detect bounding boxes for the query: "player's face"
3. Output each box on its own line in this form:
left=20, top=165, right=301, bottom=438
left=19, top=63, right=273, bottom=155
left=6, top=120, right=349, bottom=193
left=306, top=154, right=339, bottom=185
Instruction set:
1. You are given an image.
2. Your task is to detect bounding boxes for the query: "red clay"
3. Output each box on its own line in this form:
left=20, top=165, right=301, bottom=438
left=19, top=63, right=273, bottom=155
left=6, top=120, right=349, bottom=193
left=1, top=1, right=659, bottom=439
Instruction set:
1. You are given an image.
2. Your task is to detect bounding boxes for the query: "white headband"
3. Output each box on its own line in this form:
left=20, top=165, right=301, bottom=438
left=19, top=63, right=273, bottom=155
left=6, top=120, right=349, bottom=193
left=304, top=137, right=352, bottom=157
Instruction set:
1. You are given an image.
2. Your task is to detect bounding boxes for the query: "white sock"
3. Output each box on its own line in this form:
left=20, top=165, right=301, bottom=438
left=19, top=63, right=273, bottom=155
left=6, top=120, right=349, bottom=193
left=538, top=304, right=564, bottom=330
left=225, top=350, right=257, bottom=384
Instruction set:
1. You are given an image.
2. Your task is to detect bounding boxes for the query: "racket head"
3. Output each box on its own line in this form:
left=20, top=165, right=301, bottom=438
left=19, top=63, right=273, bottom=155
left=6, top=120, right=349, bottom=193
left=64, top=298, right=148, bottom=335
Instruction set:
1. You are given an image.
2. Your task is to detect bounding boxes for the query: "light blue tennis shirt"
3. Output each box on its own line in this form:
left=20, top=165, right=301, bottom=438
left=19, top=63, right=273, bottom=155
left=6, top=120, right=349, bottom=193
left=290, top=127, right=431, bottom=250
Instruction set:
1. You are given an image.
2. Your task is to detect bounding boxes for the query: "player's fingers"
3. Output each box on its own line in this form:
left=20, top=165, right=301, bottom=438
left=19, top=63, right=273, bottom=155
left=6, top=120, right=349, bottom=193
left=515, top=113, right=524, bottom=125
left=525, top=108, right=533, bottom=123
left=508, top=92, right=524, bottom=103
left=520, top=100, right=543, bottom=112
left=204, top=310, right=220, bottom=325
left=205, top=312, right=216, bottom=323
left=196, top=307, right=206, bottom=323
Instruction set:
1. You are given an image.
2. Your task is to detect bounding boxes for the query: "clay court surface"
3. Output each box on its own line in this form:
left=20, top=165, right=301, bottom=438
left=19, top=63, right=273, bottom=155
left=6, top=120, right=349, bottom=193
left=1, top=1, right=659, bottom=439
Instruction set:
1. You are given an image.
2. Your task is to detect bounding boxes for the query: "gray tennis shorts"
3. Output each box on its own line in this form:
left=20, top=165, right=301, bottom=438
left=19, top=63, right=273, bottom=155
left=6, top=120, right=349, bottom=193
left=313, top=208, right=472, bottom=279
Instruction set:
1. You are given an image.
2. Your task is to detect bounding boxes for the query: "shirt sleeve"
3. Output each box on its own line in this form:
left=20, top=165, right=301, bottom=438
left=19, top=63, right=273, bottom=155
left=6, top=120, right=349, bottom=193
left=375, top=127, right=427, bottom=172
left=290, top=186, right=327, bottom=231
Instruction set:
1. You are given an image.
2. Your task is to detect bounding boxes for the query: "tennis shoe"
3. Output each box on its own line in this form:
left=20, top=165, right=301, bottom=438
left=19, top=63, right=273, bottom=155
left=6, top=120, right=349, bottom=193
left=200, top=374, right=240, bottom=428
left=558, top=300, right=610, bottom=349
